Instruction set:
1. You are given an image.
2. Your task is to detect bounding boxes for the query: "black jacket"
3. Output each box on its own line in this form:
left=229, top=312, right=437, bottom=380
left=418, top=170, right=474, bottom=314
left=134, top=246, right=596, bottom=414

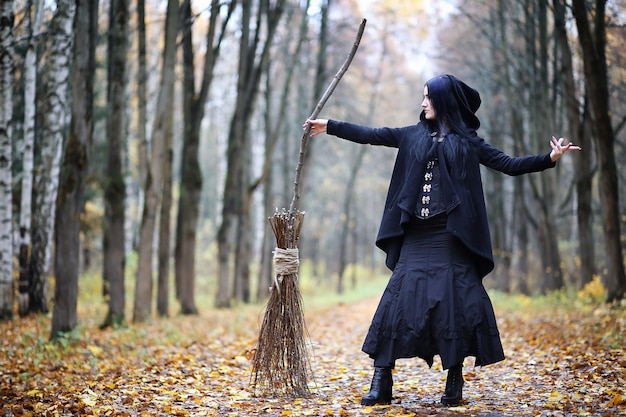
left=327, top=119, right=556, bottom=278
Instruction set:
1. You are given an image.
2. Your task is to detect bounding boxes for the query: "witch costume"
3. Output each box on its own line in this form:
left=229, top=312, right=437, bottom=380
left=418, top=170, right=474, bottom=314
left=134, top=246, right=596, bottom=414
left=324, top=75, right=556, bottom=405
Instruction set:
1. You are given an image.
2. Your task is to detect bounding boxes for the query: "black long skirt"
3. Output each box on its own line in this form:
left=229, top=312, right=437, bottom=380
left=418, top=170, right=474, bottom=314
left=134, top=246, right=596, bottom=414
left=362, top=215, right=505, bottom=370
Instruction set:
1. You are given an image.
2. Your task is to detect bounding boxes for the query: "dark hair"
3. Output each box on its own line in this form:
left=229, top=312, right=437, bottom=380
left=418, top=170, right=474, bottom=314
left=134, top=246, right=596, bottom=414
left=417, top=75, right=482, bottom=179
left=421, top=75, right=479, bottom=138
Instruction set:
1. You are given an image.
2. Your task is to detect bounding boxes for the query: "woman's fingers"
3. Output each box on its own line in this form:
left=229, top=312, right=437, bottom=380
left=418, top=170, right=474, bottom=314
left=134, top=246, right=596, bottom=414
left=303, top=119, right=326, bottom=137
left=551, top=136, right=581, bottom=153
left=549, top=135, right=581, bottom=161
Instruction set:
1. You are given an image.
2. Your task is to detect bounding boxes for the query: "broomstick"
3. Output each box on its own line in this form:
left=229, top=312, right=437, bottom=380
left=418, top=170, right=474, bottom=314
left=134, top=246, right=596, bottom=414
left=251, top=18, right=367, bottom=397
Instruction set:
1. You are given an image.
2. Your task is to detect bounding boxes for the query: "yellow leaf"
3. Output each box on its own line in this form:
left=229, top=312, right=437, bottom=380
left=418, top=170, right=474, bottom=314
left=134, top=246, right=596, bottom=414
left=609, top=394, right=626, bottom=407
left=87, top=345, right=103, bottom=356
left=449, top=406, right=468, bottom=412
left=26, top=389, right=40, bottom=396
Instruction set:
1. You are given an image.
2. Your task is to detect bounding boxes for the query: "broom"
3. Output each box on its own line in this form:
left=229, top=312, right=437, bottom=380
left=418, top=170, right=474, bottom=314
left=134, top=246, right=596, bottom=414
left=251, top=18, right=367, bottom=397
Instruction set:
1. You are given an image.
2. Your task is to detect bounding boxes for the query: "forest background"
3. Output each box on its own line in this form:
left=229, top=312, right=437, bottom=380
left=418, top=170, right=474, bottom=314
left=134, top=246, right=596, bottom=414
left=0, top=0, right=624, bottom=339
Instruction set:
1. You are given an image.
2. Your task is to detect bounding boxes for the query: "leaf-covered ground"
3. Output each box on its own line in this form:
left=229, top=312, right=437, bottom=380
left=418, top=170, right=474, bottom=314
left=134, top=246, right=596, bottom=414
left=1, top=291, right=625, bottom=416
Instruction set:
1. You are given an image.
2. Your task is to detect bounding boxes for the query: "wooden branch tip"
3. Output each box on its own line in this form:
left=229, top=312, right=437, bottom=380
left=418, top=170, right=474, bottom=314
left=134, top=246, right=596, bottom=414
left=289, top=18, right=367, bottom=216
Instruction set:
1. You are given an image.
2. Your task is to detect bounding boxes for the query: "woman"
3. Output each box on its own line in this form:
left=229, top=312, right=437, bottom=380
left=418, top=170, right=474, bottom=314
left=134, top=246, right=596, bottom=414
left=305, top=74, right=580, bottom=406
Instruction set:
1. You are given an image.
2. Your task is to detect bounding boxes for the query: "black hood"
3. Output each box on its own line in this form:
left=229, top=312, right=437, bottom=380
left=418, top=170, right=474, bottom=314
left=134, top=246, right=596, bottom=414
left=446, top=74, right=481, bottom=130
left=420, top=74, right=482, bottom=130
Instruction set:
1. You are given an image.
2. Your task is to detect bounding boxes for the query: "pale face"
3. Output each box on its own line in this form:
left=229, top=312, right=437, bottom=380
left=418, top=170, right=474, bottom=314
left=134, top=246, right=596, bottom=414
left=421, top=85, right=436, bottom=120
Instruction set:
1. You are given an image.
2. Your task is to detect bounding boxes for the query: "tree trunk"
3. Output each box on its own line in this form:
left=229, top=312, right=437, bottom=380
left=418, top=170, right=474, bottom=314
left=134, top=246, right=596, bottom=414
left=155, top=2, right=173, bottom=319
left=513, top=177, right=530, bottom=294
left=487, top=162, right=511, bottom=292
left=257, top=0, right=311, bottom=302
left=133, top=0, right=148, bottom=256
left=176, top=0, right=234, bottom=314
left=29, top=1, right=75, bottom=315
left=51, top=0, right=97, bottom=338
left=234, top=191, right=251, bottom=303
left=156, top=4, right=177, bottom=318
left=133, top=0, right=179, bottom=322
left=136, top=0, right=147, bottom=183
left=571, top=0, right=626, bottom=302
left=175, top=124, right=201, bottom=316
left=101, top=0, right=129, bottom=329
left=0, top=0, right=14, bottom=320
left=574, top=118, right=595, bottom=287
left=489, top=2, right=512, bottom=292
left=497, top=0, right=530, bottom=293
left=216, top=0, right=285, bottom=307
left=552, top=0, right=595, bottom=287
left=16, top=0, right=43, bottom=316
left=519, top=0, right=563, bottom=293
left=258, top=153, right=274, bottom=301
left=540, top=0, right=563, bottom=292
left=157, top=146, right=173, bottom=317
left=337, top=147, right=365, bottom=294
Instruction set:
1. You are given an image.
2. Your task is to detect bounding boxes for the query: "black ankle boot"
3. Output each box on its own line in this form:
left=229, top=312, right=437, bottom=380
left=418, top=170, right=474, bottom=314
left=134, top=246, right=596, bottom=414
left=441, top=364, right=464, bottom=406
left=361, top=367, right=393, bottom=405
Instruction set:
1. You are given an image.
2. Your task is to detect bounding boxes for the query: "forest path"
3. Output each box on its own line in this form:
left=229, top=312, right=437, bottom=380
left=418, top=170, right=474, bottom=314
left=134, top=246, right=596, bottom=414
left=1, top=292, right=625, bottom=416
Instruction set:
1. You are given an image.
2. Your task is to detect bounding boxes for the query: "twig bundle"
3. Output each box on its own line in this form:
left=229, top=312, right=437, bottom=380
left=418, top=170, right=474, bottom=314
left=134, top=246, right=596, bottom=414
left=251, top=18, right=367, bottom=397
left=252, top=209, right=309, bottom=396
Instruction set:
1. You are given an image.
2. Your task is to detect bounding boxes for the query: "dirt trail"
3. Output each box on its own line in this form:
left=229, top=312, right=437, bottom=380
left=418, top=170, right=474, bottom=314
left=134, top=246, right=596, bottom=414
left=218, top=296, right=625, bottom=416
left=1, top=295, right=624, bottom=416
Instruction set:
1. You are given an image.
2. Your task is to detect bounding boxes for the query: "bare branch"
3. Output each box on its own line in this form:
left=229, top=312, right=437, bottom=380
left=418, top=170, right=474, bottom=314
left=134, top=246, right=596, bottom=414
left=289, top=18, right=367, bottom=216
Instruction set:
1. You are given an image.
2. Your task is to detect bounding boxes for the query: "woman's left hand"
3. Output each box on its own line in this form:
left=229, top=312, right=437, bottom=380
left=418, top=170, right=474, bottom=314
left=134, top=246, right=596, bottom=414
left=550, top=136, right=581, bottom=162
left=303, top=119, right=328, bottom=137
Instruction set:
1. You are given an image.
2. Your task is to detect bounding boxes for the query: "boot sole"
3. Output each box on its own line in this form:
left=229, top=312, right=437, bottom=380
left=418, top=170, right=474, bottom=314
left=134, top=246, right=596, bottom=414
left=441, top=395, right=462, bottom=406
left=361, top=397, right=392, bottom=406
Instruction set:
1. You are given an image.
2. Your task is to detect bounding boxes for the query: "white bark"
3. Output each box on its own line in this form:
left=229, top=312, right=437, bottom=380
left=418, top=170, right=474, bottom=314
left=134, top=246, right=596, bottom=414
left=30, top=0, right=74, bottom=312
left=18, top=0, right=44, bottom=315
left=0, top=0, right=14, bottom=318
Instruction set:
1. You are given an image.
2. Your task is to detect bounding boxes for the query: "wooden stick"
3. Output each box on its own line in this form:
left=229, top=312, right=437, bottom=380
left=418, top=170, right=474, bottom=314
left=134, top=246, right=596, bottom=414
left=288, top=18, right=367, bottom=216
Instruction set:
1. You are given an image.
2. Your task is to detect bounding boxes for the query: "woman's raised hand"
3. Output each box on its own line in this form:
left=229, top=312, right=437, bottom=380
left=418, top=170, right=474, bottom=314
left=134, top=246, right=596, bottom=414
left=549, top=136, right=581, bottom=162
left=304, top=119, right=328, bottom=137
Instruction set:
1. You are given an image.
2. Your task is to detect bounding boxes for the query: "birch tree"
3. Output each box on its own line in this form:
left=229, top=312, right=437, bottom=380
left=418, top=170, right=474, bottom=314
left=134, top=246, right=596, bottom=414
left=51, top=0, right=98, bottom=338
left=101, top=0, right=129, bottom=329
left=29, top=0, right=75, bottom=314
left=0, top=0, right=14, bottom=320
left=16, top=0, right=44, bottom=316
left=133, top=0, right=179, bottom=322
